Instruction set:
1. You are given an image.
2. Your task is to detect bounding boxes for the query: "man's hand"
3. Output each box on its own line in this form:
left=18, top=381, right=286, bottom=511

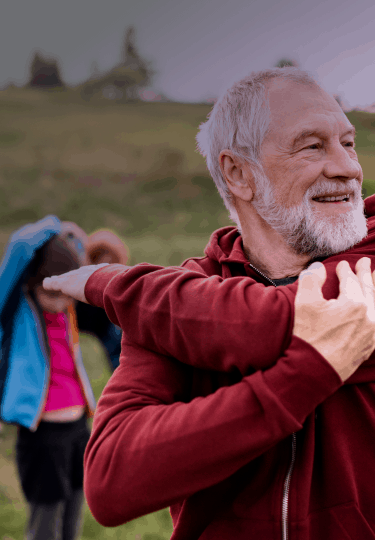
left=43, top=264, right=111, bottom=303
left=293, top=257, right=375, bottom=382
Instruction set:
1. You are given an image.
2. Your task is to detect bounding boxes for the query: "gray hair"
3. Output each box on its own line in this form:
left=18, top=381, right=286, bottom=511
left=196, top=67, right=319, bottom=226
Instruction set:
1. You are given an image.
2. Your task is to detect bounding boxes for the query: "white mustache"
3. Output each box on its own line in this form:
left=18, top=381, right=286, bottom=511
left=306, top=179, right=361, bottom=200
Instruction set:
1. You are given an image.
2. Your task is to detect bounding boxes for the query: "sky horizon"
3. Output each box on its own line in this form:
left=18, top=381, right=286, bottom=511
left=2, top=0, right=375, bottom=109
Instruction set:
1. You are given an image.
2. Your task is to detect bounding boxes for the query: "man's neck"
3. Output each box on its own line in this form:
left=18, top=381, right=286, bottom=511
left=239, top=208, right=312, bottom=280
left=243, top=245, right=310, bottom=279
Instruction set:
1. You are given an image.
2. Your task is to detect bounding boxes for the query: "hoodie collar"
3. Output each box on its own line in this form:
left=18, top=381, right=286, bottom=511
left=204, top=227, right=248, bottom=265
left=203, top=226, right=278, bottom=284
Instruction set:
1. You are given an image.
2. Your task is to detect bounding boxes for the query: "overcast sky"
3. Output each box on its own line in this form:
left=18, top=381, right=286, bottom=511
left=2, top=0, right=375, bottom=108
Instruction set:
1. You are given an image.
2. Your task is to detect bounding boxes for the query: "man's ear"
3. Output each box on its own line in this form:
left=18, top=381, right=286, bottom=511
left=219, top=150, right=255, bottom=202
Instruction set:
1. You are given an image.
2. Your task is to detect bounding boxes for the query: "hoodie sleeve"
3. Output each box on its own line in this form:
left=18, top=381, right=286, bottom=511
left=84, top=263, right=296, bottom=376
left=84, top=335, right=342, bottom=526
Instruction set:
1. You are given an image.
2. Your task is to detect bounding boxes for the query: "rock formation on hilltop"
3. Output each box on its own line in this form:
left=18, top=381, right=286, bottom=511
left=28, top=52, right=65, bottom=89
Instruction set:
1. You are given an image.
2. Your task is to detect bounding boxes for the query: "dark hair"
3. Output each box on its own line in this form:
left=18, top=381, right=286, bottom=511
left=27, top=235, right=80, bottom=290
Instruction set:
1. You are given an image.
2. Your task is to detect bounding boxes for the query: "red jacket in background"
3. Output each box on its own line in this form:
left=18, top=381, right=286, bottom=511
left=83, top=195, right=375, bottom=539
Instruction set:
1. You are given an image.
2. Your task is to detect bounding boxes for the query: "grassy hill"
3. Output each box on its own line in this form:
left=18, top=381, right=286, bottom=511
left=0, top=87, right=232, bottom=268
left=1, top=87, right=375, bottom=540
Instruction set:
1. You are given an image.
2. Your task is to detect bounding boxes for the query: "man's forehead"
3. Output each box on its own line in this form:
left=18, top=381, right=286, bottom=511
left=265, top=79, right=351, bottom=136
left=268, top=80, right=334, bottom=114
left=267, top=77, right=322, bottom=100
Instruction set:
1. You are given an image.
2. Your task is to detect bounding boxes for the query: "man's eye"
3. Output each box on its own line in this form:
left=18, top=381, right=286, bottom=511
left=344, top=141, right=355, bottom=147
left=306, top=143, right=320, bottom=150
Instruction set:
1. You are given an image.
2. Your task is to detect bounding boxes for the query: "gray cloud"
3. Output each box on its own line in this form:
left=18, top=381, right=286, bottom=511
left=1, top=0, right=375, bottom=107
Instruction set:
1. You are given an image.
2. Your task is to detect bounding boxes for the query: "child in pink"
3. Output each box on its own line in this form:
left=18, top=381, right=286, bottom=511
left=14, top=231, right=92, bottom=540
left=42, top=311, right=86, bottom=415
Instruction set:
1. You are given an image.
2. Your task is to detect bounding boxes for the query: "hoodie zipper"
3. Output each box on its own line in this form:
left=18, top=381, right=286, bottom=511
left=281, top=432, right=297, bottom=540
left=247, top=262, right=297, bottom=540
left=247, top=263, right=277, bottom=286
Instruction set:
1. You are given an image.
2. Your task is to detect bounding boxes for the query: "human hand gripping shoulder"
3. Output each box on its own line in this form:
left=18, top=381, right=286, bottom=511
left=293, top=257, right=375, bottom=382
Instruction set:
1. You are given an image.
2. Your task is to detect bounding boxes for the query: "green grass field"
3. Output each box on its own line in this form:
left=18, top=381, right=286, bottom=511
left=1, top=86, right=375, bottom=539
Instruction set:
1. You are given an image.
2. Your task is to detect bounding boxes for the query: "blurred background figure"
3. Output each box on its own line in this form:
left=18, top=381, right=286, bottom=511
left=0, top=216, right=126, bottom=540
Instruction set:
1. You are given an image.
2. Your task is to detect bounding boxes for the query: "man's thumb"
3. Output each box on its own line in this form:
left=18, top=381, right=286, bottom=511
left=296, top=262, right=326, bottom=304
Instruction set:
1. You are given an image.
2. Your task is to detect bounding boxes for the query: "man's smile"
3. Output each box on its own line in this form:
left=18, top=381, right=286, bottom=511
left=311, top=192, right=356, bottom=213
left=312, top=193, right=350, bottom=203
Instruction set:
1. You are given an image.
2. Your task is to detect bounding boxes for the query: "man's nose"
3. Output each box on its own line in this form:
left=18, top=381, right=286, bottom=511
left=323, top=143, right=361, bottom=181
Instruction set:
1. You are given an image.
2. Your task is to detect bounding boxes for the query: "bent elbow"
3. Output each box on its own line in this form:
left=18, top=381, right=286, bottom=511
left=84, top=455, right=147, bottom=527
left=84, top=475, right=134, bottom=527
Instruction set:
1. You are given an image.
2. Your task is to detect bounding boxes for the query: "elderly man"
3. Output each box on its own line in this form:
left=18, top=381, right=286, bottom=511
left=45, top=68, right=375, bottom=539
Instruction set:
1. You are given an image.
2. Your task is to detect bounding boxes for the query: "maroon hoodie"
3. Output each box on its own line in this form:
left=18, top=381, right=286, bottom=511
left=84, top=196, right=375, bottom=539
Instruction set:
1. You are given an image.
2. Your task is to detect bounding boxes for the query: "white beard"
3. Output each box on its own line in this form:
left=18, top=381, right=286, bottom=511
left=251, top=172, right=368, bottom=258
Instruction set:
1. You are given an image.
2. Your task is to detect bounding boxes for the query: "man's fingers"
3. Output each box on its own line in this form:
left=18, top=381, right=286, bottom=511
left=355, top=257, right=375, bottom=308
left=296, top=261, right=326, bottom=305
left=355, top=257, right=372, bottom=287
left=43, top=275, right=74, bottom=298
left=43, top=269, right=76, bottom=292
left=43, top=272, right=86, bottom=302
left=42, top=264, right=109, bottom=304
left=43, top=277, right=63, bottom=292
left=336, top=260, right=365, bottom=303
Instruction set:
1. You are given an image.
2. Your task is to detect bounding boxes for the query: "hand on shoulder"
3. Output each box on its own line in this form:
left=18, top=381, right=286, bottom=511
left=293, top=257, right=375, bottom=382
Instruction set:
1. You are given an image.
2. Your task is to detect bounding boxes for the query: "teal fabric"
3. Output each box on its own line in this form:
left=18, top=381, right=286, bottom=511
left=2, top=298, right=49, bottom=429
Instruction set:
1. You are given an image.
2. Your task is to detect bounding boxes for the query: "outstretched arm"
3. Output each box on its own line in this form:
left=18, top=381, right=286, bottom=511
left=44, top=261, right=295, bottom=374
left=85, top=262, right=295, bottom=375
left=44, top=257, right=375, bottom=381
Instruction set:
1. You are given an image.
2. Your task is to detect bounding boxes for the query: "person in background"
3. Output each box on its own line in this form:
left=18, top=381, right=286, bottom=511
left=0, top=216, right=125, bottom=540
left=75, top=229, right=129, bottom=372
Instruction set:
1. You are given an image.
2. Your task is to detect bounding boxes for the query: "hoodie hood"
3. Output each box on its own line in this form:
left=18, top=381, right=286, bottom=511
left=204, top=226, right=245, bottom=265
